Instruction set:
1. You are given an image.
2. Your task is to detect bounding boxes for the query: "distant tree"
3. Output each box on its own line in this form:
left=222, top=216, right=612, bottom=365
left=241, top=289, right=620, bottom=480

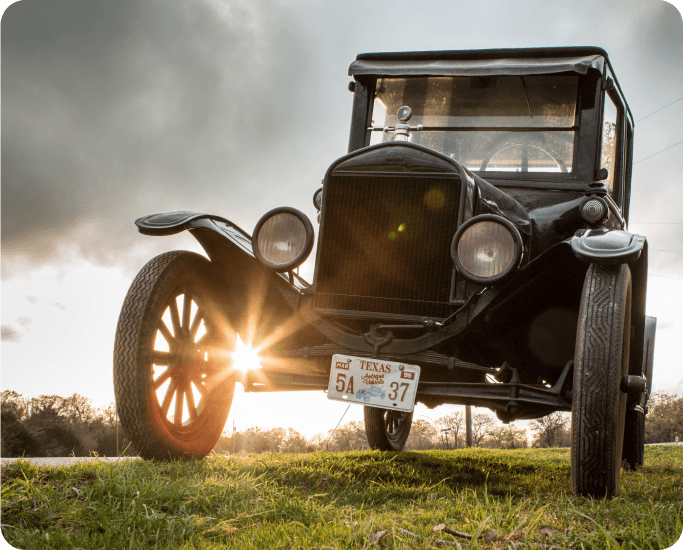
left=1, top=390, right=28, bottom=421
left=307, top=434, right=325, bottom=452
left=28, top=394, right=65, bottom=421
left=405, top=419, right=437, bottom=450
left=327, top=421, right=368, bottom=451
left=436, top=412, right=464, bottom=449
left=239, top=427, right=280, bottom=453
left=486, top=426, right=528, bottom=449
left=530, top=412, right=569, bottom=448
left=61, top=394, right=96, bottom=424
left=1, top=409, right=42, bottom=457
left=645, top=391, right=683, bottom=443
left=280, top=428, right=308, bottom=453
left=1, top=391, right=135, bottom=457
left=28, top=423, right=86, bottom=457
left=472, top=414, right=495, bottom=446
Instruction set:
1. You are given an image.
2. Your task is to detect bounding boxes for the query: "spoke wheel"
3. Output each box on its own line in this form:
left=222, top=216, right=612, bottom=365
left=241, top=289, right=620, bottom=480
left=114, top=251, right=235, bottom=460
left=571, top=263, right=631, bottom=498
left=364, top=406, right=413, bottom=451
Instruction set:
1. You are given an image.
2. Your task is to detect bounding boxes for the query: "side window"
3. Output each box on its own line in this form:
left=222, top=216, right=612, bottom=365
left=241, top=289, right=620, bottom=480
left=600, top=92, right=620, bottom=198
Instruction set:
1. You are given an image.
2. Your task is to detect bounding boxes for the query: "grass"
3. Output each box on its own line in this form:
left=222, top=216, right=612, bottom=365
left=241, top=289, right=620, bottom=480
left=1, top=447, right=682, bottom=549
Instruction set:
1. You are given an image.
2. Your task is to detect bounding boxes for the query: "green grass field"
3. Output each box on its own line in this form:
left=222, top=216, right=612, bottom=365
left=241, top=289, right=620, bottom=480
left=2, top=446, right=682, bottom=549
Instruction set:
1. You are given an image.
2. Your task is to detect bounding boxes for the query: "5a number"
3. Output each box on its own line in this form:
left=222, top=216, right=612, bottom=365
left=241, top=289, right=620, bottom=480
left=335, top=373, right=354, bottom=394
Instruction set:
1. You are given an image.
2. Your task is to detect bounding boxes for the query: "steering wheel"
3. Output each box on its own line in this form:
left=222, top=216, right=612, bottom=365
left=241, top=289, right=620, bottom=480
left=479, top=138, right=569, bottom=173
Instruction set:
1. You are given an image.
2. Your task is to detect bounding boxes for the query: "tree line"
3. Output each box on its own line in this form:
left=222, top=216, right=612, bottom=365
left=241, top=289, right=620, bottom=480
left=2, top=390, right=681, bottom=457
left=1, top=390, right=133, bottom=458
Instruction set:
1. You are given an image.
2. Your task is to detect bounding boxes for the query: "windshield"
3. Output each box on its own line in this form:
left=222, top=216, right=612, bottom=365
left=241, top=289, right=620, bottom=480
left=370, top=75, right=578, bottom=173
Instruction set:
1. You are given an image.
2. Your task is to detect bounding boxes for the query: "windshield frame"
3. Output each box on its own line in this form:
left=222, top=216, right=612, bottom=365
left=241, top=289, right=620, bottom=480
left=368, top=74, right=581, bottom=179
left=349, top=69, right=605, bottom=189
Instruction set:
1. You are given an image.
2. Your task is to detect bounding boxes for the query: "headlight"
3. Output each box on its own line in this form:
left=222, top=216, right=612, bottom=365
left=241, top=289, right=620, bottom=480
left=450, top=215, right=523, bottom=284
left=252, top=207, right=314, bottom=272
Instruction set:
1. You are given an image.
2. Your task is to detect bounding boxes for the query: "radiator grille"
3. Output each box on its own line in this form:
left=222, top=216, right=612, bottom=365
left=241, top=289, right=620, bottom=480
left=314, top=173, right=460, bottom=318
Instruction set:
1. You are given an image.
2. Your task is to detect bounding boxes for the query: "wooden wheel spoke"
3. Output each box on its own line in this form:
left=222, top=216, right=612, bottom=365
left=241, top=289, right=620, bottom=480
left=182, top=293, right=192, bottom=336
left=158, top=321, right=175, bottom=347
left=190, top=309, right=203, bottom=341
left=160, top=379, right=177, bottom=416
left=186, top=385, right=198, bottom=422
left=152, top=351, right=173, bottom=366
left=153, top=367, right=173, bottom=390
left=169, top=298, right=182, bottom=338
left=194, top=380, right=208, bottom=398
left=174, top=385, right=184, bottom=426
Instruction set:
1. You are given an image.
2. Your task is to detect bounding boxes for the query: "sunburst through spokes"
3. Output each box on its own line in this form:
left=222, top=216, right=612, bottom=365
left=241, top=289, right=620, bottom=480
left=152, top=291, right=211, bottom=427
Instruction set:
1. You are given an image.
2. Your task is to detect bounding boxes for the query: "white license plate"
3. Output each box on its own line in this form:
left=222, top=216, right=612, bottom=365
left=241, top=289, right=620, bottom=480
left=327, top=354, right=421, bottom=412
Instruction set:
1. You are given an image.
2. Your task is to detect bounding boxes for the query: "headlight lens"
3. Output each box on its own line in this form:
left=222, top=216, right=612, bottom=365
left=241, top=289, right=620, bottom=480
left=451, top=215, right=523, bottom=284
left=253, top=208, right=314, bottom=272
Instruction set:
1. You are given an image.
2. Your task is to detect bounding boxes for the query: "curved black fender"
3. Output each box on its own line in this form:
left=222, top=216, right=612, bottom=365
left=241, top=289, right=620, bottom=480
left=570, top=227, right=652, bottom=382
left=134, top=211, right=316, bottom=357
left=570, top=227, right=646, bottom=264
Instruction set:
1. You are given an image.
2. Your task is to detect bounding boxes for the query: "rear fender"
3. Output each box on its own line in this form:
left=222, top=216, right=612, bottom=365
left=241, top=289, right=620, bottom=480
left=135, top=212, right=315, bottom=355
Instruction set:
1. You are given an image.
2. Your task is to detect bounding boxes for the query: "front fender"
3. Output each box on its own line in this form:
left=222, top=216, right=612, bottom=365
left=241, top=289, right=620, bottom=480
left=570, top=227, right=646, bottom=264
left=135, top=211, right=317, bottom=354
left=570, top=226, right=651, bottom=379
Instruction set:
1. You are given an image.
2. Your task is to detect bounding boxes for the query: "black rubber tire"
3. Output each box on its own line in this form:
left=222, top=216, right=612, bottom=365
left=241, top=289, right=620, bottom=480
left=571, top=263, right=632, bottom=498
left=364, top=406, right=413, bottom=451
left=113, top=251, right=235, bottom=460
left=622, top=410, right=645, bottom=469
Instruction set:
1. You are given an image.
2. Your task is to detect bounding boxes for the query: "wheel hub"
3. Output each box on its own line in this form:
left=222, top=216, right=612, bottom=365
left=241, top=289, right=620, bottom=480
left=174, top=337, right=204, bottom=382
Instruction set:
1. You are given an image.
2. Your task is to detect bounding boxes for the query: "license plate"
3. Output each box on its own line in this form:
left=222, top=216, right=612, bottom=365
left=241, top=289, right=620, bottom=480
left=327, top=354, right=421, bottom=412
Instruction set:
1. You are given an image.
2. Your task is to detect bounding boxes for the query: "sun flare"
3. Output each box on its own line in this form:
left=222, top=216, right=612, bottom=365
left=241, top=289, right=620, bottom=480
left=233, top=334, right=262, bottom=373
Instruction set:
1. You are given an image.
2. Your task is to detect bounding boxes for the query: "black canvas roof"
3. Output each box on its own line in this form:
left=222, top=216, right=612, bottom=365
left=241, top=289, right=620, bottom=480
left=349, top=46, right=608, bottom=78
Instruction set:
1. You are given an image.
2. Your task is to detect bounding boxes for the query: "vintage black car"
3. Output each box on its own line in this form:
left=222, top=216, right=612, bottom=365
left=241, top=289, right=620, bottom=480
left=114, top=46, right=656, bottom=498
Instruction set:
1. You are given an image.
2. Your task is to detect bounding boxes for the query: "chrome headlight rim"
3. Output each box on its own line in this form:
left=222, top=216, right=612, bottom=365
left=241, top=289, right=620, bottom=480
left=450, top=214, right=523, bottom=285
left=252, top=207, right=315, bottom=273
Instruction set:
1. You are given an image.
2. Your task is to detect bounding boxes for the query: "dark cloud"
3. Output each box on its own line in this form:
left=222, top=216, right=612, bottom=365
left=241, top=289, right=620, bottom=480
left=1, top=0, right=681, bottom=280
left=1, top=325, right=24, bottom=343
left=2, top=0, right=326, bottom=277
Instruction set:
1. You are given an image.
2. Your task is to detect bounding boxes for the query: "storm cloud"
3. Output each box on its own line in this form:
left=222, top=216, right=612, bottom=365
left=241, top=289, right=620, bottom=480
left=2, top=0, right=682, bottom=411
left=2, top=0, right=682, bottom=280
left=2, top=0, right=327, bottom=276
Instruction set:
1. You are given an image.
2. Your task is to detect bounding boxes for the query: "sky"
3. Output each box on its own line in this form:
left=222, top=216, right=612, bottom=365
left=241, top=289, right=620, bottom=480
left=2, top=0, right=683, bottom=439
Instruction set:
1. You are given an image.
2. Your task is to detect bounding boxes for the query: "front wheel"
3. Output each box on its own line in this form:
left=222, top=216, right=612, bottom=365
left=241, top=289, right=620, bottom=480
left=364, top=406, right=413, bottom=451
left=114, top=251, right=235, bottom=460
left=571, top=263, right=631, bottom=498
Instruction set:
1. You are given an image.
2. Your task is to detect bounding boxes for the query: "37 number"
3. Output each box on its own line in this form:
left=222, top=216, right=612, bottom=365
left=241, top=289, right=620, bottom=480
left=335, top=373, right=354, bottom=394
left=388, top=382, right=410, bottom=401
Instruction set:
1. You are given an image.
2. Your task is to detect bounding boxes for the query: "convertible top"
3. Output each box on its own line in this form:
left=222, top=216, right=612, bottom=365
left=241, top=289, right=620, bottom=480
left=349, top=46, right=607, bottom=77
